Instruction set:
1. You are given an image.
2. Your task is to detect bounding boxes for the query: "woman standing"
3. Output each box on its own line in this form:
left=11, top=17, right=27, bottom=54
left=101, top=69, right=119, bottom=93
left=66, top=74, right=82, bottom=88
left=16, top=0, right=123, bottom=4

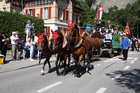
left=30, top=35, right=36, bottom=61
left=121, top=33, right=130, bottom=60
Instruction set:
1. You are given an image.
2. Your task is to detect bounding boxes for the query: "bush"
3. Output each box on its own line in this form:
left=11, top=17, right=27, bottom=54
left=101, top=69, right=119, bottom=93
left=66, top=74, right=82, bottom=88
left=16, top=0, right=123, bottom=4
left=0, top=11, right=44, bottom=37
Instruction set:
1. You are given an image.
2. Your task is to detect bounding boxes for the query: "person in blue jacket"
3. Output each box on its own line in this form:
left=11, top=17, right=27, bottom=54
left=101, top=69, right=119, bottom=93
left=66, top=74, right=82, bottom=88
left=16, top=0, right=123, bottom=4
left=121, top=33, right=130, bottom=60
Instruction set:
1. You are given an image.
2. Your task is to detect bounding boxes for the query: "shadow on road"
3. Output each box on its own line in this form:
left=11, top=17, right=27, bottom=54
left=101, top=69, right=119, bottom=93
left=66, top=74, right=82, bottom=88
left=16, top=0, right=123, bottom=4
left=106, top=69, right=140, bottom=92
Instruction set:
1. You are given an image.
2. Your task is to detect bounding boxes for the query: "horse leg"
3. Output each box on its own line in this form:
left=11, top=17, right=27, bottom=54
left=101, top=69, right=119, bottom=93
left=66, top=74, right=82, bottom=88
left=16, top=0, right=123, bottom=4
left=97, top=48, right=101, bottom=60
left=67, top=53, right=71, bottom=68
left=75, top=55, right=84, bottom=77
left=62, top=55, right=67, bottom=76
left=74, top=60, right=80, bottom=77
left=40, top=59, right=47, bottom=75
left=55, top=55, right=61, bottom=76
left=38, top=52, right=42, bottom=64
left=47, top=59, right=52, bottom=73
left=86, top=52, right=92, bottom=71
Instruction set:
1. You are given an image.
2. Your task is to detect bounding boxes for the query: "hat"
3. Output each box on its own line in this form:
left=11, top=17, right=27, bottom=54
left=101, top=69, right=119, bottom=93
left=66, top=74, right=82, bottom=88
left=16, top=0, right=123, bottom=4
left=1, top=31, right=6, bottom=34
left=123, top=33, right=126, bottom=36
left=27, top=20, right=31, bottom=23
left=12, top=32, right=16, bottom=34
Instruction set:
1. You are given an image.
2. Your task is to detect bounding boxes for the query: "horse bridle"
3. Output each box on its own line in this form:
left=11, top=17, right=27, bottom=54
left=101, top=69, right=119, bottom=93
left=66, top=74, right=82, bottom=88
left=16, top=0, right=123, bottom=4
left=50, top=34, right=63, bottom=51
left=38, top=35, right=49, bottom=51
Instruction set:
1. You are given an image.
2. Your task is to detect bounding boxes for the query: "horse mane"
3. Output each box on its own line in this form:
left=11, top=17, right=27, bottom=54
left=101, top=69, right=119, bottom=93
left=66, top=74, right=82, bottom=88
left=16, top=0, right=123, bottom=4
left=44, top=34, right=48, bottom=47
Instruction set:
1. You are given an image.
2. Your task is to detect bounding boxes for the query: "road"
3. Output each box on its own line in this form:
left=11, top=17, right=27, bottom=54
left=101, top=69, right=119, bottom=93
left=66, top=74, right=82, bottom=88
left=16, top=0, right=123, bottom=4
left=0, top=51, right=140, bottom=93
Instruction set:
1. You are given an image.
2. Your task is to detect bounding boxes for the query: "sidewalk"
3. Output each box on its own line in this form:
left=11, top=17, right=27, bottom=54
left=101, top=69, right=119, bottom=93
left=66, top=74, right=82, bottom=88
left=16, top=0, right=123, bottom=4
left=0, top=54, right=56, bottom=73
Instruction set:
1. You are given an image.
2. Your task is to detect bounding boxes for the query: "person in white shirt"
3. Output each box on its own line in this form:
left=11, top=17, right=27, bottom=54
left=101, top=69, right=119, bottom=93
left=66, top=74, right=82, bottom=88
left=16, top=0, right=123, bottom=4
left=10, top=32, right=20, bottom=60
left=105, top=30, right=112, bottom=40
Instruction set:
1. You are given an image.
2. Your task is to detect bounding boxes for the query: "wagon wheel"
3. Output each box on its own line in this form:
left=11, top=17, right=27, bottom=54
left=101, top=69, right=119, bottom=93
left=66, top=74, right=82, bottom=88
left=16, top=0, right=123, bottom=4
left=109, top=49, right=114, bottom=58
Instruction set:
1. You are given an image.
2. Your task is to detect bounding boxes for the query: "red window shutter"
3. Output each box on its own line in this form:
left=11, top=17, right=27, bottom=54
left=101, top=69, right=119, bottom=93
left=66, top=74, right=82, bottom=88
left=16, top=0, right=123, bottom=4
left=58, top=7, right=60, bottom=19
left=66, top=10, right=69, bottom=21
left=47, top=26, right=50, bottom=36
left=32, top=9, right=35, bottom=17
left=40, top=8, right=43, bottom=19
left=63, top=10, right=65, bottom=20
left=48, top=7, right=51, bottom=19
left=25, top=9, right=28, bottom=14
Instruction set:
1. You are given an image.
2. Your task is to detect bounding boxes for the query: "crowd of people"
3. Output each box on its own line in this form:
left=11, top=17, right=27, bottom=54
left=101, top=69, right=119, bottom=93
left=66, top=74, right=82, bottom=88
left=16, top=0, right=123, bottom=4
left=0, top=20, right=41, bottom=63
left=93, top=24, right=140, bottom=60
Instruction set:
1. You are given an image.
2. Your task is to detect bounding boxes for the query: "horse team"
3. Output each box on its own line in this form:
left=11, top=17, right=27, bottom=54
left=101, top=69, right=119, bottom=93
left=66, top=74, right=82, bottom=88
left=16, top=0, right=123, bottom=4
left=37, top=22, right=102, bottom=77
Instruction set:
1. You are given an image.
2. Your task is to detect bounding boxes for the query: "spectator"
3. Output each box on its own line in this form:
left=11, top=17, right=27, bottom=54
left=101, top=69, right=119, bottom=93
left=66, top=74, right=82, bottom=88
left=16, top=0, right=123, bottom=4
left=25, top=38, right=30, bottom=58
left=121, top=33, right=130, bottom=61
left=100, top=27, right=106, bottom=38
left=30, top=35, right=36, bottom=61
left=0, top=31, right=9, bottom=63
left=19, top=37, right=26, bottom=59
left=34, top=33, right=40, bottom=59
left=31, top=22, right=35, bottom=36
left=105, top=30, right=112, bottom=41
left=131, top=36, right=138, bottom=51
left=25, top=20, right=31, bottom=41
left=10, top=32, right=20, bottom=61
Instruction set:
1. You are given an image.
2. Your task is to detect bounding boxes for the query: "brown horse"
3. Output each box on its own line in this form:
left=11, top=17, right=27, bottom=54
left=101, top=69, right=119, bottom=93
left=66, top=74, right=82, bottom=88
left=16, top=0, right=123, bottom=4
left=50, top=30, right=71, bottom=76
left=90, top=31, right=102, bottom=59
left=66, top=23, right=95, bottom=77
left=37, top=33, right=56, bottom=75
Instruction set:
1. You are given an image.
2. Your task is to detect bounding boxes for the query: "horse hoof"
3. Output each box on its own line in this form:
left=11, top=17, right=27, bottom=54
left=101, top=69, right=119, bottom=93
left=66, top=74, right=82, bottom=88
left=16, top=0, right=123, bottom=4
left=57, top=72, right=60, bottom=76
left=40, top=72, right=44, bottom=75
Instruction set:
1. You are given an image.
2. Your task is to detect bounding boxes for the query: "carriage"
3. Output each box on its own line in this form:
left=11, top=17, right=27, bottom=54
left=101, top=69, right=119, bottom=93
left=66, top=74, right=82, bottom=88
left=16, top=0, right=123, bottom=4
left=101, top=34, right=122, bottom=58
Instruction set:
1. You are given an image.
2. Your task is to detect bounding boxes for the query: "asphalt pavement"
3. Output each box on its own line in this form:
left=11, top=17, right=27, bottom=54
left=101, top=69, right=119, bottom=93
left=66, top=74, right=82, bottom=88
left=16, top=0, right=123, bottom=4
left=0, top=53, right=56, bottom=73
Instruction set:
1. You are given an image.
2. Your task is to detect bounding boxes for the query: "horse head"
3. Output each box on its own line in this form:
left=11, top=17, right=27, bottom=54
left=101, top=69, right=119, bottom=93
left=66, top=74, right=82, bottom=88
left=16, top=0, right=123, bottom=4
left=37, top=33, right=48, bottom=52
left=66, top=21, right=80, bottom=44
left=50, top=30, right=63, bottom=51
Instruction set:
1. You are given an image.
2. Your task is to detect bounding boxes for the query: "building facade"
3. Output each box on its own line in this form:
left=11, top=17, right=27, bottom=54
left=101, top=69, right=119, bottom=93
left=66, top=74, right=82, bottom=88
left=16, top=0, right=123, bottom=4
left=0, top=0, right=83, bottom=34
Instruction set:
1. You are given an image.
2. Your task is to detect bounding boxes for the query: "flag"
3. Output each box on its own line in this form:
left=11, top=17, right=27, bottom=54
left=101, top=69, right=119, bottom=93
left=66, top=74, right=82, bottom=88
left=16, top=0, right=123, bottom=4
left=125, top=22, right=131, bottom=34
left=97, top=6, right=104, bottom=20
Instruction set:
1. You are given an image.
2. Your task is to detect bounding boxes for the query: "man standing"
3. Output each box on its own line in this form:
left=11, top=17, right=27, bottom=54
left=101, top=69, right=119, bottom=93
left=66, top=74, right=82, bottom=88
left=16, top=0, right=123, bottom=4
left=121, top=33, right=130, bottom=60
left=10, top=32, right=20, bottom=60
left=0, top=31, right=9, bottom=63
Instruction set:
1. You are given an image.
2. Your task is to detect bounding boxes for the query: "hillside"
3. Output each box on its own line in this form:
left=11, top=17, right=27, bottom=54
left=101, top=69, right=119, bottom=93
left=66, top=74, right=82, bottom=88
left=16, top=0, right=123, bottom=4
left=91, top=0, right=138, bottom=12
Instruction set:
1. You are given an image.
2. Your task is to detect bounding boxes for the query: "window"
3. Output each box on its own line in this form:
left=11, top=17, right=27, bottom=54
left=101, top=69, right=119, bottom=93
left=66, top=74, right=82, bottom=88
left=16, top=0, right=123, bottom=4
left=44, top=7, right=48, bottom=19
left=72, top=13, right=76, bottom=22
left=30, top=1, right=34, bottom=5
left=59, top=8, right=64, bottom=20
left=29, top=9, right=32, bottom=16
left=34, top=1, right=37, bottom=5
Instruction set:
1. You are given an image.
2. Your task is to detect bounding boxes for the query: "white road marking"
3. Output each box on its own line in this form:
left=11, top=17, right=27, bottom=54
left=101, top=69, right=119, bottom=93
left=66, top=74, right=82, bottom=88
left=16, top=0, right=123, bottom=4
left=112, top=74, right=122, bottom=80
left=130, top=61, right=135, bottom=64
left=96, top=87, right=107, bottom=93
left=130, top=58, right=137, bottom=64
left=134, top=58, right=138, bottom=61
left=36, top=81, right=62, bottom=93
left=124, top=66, right=130, bottom=70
